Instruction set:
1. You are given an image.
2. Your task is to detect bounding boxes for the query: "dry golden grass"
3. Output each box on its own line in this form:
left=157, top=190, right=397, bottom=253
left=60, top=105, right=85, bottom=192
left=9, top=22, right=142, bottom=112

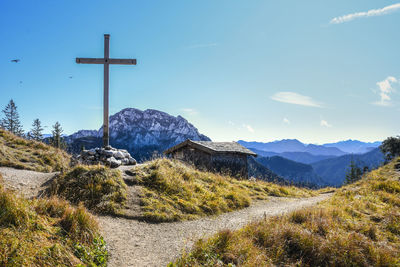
left=0, top=186, right=107, bottom=266
left=48, top=164, right=127, bottom=216
left=0, top=129, right=71, bottom=172
left=171, top=158, right=400, bottom=266
left=129, top=159, right=315, bottom=222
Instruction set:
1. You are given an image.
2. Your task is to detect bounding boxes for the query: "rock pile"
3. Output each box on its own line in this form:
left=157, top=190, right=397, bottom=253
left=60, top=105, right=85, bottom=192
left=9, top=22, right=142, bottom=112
left=78, top=146, right=137, bottom=168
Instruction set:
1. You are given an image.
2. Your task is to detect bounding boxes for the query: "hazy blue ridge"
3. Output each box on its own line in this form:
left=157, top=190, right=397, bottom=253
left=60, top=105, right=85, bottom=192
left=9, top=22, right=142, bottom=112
left=255, top=156, right=328, bottom=187
left=238, top=140, right=347, bottom=156
left=311, top=148, right=385, bottom=186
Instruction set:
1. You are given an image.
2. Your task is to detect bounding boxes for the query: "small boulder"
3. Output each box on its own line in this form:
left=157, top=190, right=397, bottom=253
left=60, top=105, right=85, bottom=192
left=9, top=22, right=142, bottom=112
left=103, top=150, right=114, bottom=157
left=128, top=157, right=137, bottom=165
left=107, top=157, right=121, bottom=168
left=121, top=158, right=130, bottom=165
left=113, top=151, right=125, bottom=159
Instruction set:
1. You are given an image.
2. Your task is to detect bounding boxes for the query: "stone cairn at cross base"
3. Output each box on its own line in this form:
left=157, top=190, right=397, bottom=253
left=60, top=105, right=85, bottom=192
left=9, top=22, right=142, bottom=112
left=78, top=146, right=137, bottom=168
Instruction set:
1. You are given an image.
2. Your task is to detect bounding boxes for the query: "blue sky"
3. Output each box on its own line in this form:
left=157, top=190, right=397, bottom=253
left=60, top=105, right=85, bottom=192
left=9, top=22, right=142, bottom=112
left=1, top=0, right=399, bottom=143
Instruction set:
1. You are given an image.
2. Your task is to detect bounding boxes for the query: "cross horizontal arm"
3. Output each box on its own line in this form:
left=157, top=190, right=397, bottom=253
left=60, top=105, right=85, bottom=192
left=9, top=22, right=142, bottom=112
left=76, top=58, right=137, bottom=65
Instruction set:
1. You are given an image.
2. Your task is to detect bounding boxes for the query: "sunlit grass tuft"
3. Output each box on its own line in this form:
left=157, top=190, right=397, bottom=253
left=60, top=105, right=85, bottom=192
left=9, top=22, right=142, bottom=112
left=0, top=129, right=71, bottom=172
left=129, top=159, right=315, bottom=222
left=0, top=185, right=107, bottom=266
left=48, top=164, right=127, bottom=216
left=171, top=157, right=400, bottom=266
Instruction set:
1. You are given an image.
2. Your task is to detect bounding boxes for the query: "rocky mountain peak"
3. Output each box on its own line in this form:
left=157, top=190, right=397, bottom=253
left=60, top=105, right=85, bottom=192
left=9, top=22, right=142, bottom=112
left=66, top=108, right=211, bottom=160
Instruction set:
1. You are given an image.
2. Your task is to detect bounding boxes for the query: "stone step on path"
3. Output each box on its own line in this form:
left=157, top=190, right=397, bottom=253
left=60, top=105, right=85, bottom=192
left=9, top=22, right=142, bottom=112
left=117, top=165, right=145, bottom=219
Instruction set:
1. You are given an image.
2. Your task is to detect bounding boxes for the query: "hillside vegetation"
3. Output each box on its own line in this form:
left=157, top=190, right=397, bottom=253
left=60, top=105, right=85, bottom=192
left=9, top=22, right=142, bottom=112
left=48, top=165, right=127, bottom=216
left=0, top=173, right=107, bottom=266
left=126, top=159, right=315, bottom=222
left=172, top=158, right=400, bottom=266
left=0, top=129, right=71, bottom=172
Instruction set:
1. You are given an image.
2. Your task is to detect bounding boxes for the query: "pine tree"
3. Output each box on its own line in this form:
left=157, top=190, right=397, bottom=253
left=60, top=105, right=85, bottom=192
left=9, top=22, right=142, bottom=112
left=0, top=99, right=24, bottom=136
left=30, top=118, right=43, bottom=141
left=345, top=160, right=363, bottom=184
left=50, top=121, right=66, bottom=149
left=380, top=136, right=400, bottom=162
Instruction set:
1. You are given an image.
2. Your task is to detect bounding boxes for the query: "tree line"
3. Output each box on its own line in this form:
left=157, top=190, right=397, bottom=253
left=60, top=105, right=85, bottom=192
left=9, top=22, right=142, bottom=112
left=344, top=137, right=400, bottom=185
left=0, top=99, right=66, bottom=149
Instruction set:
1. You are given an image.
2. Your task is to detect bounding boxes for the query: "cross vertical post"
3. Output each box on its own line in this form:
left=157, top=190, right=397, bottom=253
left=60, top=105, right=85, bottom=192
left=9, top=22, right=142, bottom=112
left=103, top=34, right=110, bottom=147
left=76, top=34, right=137, bottom=148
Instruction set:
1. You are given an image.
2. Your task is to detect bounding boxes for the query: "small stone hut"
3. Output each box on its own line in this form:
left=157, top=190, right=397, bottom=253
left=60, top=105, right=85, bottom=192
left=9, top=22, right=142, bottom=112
left=164, top=140, right=257, bottom=178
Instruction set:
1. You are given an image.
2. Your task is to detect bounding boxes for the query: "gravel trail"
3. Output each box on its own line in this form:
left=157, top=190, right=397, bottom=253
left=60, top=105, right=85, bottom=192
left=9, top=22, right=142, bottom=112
left=0, top=167, right=58, bottom=198
left=0, top=166, right=332, bottom=267
left=98, top=193, right=331, bottom=267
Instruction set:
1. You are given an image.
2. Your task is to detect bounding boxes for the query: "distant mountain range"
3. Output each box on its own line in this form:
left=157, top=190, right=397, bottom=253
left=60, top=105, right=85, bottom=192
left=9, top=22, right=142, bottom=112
left=250, top=148, right=336, bottom=164
left=238, top=139, right=381, bottom=156
left=238, top=139, right=347, bottom=156
left=311, top=148, right=384, bottom=186
left=323, top=140, right=381, bottom=154
left=64, top=108, right=384, bottom=187
left=255, top=156, right=328, bottom=187
left=239, top=139, right=384, bottom=187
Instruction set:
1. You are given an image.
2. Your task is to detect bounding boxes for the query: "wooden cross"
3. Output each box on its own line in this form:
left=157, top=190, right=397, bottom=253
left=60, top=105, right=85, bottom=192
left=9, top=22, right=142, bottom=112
left=76, top=34, right=137, bottom=147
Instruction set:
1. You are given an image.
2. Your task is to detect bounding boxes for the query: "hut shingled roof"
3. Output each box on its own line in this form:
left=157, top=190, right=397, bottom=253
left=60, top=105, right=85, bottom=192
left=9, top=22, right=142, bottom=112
left=164, top=139, right=257, bottom=156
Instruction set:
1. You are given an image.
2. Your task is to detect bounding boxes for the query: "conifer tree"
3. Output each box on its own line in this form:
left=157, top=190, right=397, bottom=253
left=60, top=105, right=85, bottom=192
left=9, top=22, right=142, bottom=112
left=0, top=99, right=24, bottom=136
left=380, top=136, right=400, bottom=162
left=50, top=121, right=66, bottom=149
left=345, top=160, right=363, bottom=184
left=30, top=118, right=43, bottom=141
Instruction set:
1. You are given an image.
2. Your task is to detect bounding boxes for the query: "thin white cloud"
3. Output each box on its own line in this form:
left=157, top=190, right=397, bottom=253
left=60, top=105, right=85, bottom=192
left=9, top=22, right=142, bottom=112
left=330, top=3, right=400, bottom=24
left=271, top=92, right=323, bottom=108
left=186, top=43, right=218, bottom=49
left=228, top=121, right=235, bottom=126
left=181, top=108, right=198, bottom=115
left=283, top=117, right=290, bottom=124
left=242, top=124, right=254, bottom=133
left=320, top=119, right=332, bottom=128
left=373, top=76, right=397, bottom=106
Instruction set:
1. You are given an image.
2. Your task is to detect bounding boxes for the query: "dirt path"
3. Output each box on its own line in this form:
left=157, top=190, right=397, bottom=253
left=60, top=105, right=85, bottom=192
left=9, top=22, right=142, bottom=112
left=0, top=167, right=58, bottom=198
left=0, top=166, right=332, bottom=267
left=98, top=194, right=331, bottom=267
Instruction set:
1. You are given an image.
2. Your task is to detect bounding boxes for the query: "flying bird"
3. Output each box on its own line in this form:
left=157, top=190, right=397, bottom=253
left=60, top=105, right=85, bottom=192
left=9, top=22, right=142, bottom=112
left=69, top=76, right=73, bottom=79
left=11, top=59, right=20, bottom=63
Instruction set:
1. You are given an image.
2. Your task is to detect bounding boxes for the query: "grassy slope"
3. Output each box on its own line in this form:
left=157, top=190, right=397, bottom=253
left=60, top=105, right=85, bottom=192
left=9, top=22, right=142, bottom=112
left=172, top=158, right=400, bottom=266
left=0, top=175, right=107, bottom=266
left=0, top=129, right=71, bottom=172
left=48, top=165, right=127, bottom=216
left=128, top=159, right=315, bottom=222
